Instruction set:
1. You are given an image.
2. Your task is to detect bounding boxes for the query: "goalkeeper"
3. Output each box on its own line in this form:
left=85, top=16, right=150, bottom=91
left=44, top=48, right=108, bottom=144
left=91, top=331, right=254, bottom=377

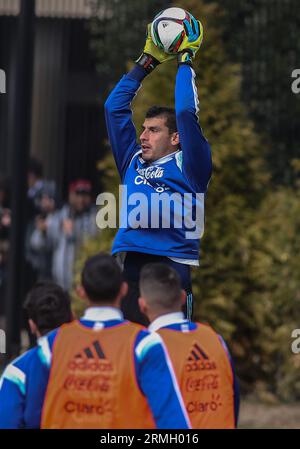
left=104, top=17, right=212, bottom=324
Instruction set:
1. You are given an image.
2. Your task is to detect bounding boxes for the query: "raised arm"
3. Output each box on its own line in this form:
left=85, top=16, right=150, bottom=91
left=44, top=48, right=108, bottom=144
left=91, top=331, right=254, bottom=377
left=104, top=75, right=141, bottom=178
left=104, top=24, right=176, bottom=178
left=173, top=17, right=212, bottom=192
left=175, top=64, right=212, bottom=192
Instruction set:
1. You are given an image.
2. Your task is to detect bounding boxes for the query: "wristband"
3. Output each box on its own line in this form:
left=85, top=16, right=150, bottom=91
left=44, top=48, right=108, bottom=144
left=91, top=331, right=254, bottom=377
left=136, top=53, right=160, bottom=74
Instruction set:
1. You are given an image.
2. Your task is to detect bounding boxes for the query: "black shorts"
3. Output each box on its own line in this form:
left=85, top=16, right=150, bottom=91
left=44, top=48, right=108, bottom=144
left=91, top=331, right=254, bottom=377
left=120, top=252, right=194, bottom=325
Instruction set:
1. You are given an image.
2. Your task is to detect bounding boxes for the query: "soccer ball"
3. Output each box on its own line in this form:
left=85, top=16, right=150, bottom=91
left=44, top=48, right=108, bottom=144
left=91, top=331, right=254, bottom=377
left=151, top=7, right=193, bottom=54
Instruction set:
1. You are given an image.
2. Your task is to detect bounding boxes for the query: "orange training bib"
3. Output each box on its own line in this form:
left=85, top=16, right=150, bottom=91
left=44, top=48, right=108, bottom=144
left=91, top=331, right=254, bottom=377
left=158, top=323, right=235, bottom=429
left=41, top=321, right=155, bottom=429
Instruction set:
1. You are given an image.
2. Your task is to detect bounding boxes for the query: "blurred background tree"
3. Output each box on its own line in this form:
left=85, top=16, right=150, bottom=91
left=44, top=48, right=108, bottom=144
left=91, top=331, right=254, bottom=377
left=72, top=0, right=300, bottom=401
left=210, top=0, right=300, bottom=185
left=89, top=0, right=166, bottom=82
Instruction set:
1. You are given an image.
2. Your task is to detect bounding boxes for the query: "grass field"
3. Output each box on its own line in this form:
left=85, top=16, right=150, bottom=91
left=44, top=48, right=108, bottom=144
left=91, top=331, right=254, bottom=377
left=239, top=401, right=300, bottom=429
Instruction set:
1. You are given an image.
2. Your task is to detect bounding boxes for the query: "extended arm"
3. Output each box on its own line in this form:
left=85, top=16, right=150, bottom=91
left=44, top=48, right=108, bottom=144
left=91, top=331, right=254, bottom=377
left=175, top=64, right=212, bottom=192
left=174, top=17, right=212, bottom=192
left=104, top=24, right=175, bottom=178
left=104, top=75, right=141, bottom=178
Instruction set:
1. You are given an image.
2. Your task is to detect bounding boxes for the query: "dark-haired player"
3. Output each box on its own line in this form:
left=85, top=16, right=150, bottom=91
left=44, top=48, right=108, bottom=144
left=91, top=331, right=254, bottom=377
left=105, top=20, right=212, bottom=324
left=0, top=282, right=72, bottom=428
left=139, top=263, right=239, bottom=428
left=40, top=253, right=190, bottom=429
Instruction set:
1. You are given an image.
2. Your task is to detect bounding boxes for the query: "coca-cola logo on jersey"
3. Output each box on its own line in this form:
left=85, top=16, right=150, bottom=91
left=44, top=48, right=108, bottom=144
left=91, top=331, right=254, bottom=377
left=136, top=166, right=164, bottom=180
left=63, top=374, right=111, bottom=392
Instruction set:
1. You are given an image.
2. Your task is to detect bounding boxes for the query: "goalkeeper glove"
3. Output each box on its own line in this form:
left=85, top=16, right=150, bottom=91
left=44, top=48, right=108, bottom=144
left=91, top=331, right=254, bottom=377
left=136, top=24, right=175, bottom=73
left=177, top=18, right=203, bottom=66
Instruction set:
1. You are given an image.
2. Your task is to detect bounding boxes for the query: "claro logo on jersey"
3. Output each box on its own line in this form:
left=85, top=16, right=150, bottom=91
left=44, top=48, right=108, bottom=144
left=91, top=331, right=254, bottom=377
left=64, top=398, right=115, bottom=416
left=187, top=393, right=223, bottom=415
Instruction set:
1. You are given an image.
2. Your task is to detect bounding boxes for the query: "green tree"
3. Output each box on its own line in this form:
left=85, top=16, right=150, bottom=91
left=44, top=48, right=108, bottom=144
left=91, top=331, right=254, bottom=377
left=209, top=0, right=300, bottom=185
left=246, top=186, right=300, bottom=400
left=89, top=0, right=166, bottom=82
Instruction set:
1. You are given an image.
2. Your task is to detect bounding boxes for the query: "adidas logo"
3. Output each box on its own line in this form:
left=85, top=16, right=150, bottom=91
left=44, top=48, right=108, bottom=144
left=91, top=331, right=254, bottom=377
left=75, top=340, right=106, bottom=360
left=68, top=341, right=113, bottom=372
left=162, top=22, right=169, bottom=28
left=187, top=343, right=209, bottom=362
left=186, top=343, right=217, bottom=371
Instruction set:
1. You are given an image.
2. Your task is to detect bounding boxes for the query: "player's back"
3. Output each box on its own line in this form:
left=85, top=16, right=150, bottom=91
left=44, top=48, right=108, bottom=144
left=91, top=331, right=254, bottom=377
left=41, top=319, right=155, bottom=429
left=157, top=322, right=236, bottom=429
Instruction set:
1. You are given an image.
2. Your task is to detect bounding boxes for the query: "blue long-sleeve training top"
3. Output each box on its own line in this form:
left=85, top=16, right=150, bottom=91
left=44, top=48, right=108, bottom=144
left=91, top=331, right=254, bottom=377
left=104, top=64, right=212, bottom=263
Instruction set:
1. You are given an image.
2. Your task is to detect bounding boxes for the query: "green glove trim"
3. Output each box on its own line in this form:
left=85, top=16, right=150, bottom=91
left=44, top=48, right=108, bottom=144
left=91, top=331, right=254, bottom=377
left=177, top=50, right=193, bottom=66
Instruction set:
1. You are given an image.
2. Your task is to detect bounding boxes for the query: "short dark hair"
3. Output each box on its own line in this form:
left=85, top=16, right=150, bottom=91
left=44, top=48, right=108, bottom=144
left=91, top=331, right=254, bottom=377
left=81, top=253, right=123, bottom=303
left=140, top=263, right=182, bottom=310
left=145, top=106, right=177, bottom=134
left=24, top=282, right=72, bottom=335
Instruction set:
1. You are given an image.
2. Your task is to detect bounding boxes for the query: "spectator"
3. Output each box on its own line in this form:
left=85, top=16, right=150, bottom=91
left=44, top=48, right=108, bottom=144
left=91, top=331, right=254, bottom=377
left=25, top=158, right=56, bottom=290
left=27, top=158, right=56, bottom=219
left=38, top=179, right=98, bottom=291
left=29, top=185, right=57, bottom=281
